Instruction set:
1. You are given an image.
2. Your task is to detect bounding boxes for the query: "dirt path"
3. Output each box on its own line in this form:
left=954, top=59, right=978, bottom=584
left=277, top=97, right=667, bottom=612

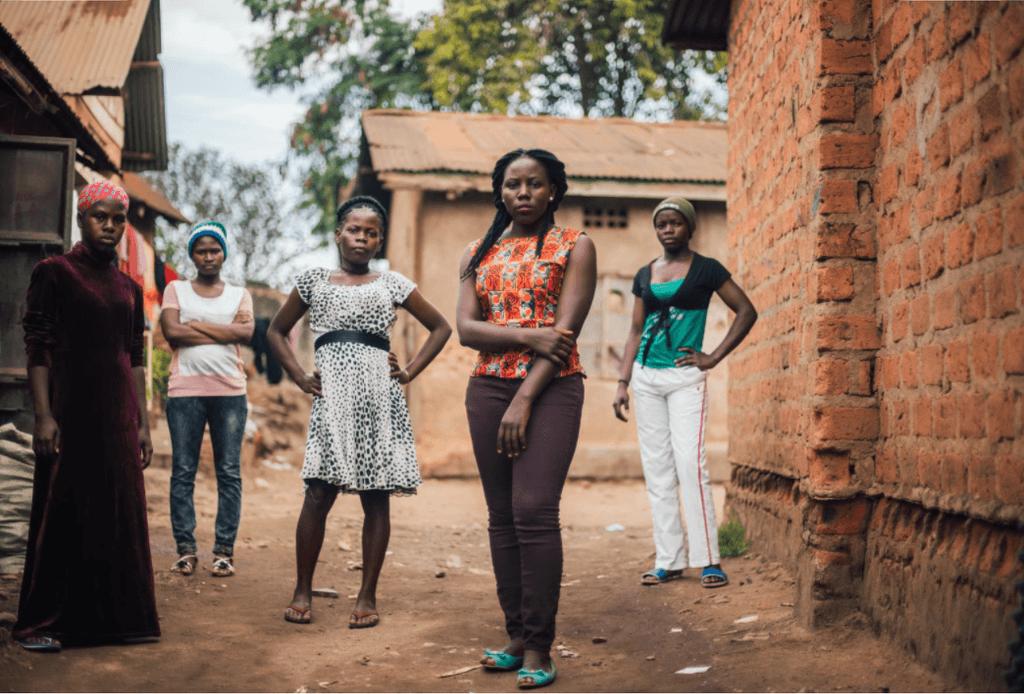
left=0, top=383, right=954, bottom=692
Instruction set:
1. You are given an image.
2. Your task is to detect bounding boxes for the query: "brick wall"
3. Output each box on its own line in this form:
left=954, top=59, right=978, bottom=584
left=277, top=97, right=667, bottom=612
left=723, top=0, right=1023, bottom=687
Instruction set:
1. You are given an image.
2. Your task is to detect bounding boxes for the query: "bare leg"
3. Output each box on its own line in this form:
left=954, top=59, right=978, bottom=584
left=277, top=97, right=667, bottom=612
left=350, top=490, right=390, bottom=628
left=285, top=483, right=338, bottom=622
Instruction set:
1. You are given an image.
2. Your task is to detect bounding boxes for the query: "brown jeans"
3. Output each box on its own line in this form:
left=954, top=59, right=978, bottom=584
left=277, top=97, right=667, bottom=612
left=465, top=374, right=584, bottom=653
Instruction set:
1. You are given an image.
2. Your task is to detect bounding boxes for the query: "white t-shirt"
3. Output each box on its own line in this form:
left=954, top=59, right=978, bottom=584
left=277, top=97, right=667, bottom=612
left=161, top=280, right=253, bottom=397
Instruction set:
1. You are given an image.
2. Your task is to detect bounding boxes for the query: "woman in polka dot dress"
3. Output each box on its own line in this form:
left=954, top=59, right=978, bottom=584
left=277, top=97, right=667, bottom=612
left=268, top=196, right=451, bottom=629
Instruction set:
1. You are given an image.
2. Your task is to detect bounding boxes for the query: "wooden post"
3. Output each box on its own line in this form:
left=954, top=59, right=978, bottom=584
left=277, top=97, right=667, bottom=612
left=386, top=187, right=423, bottom=429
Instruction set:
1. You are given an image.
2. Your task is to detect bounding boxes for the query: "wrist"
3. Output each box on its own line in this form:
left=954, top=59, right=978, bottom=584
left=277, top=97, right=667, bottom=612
left=617, top=378, right=630, bottom=387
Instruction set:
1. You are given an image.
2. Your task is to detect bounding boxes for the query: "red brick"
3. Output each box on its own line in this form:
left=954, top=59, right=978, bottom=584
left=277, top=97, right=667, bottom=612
left=880, top=354, right=900, bottom=390
left=1006, top=193, right=1024, bottom=248
left=819, top=179, right=858, bottom=215
left=1010, top=60, right=1024, bottom=122
left=901, top=349, right=919, bottom=388
left=817, top=0, right=858, bottom=32
left=816, top=86, right=856, bottom=123
left=947, top=222, right=974, bottom=268
left=808, top=449, right=851, bottom=488
left=959, top=392, right=987, bottom=438
left=813, top=406, right=880, bottom=442
left=900, top=245, right=920, bottom=288
left=929, top=14, right=947, bottom=60
left=994, top=4, right=1024, bottom=64
left=959, top=275, right=986, bottom=324
left=883, top=257, right=901, bottom=297
left=964, top=31, right=991, bottom=91
left=892, top=397, right=910, bottom=436
left=813, top=549, right=851, bottom=569
left=912, top=395, right=931, bottom=436
left=892, top=203, right=911, bottom=246
left=978, top=86, right=1002, bottom=142
left=922, top=232, right=944, bottom=280
left=933, top=394, right=958, bottom=439
left=942, top=452, right=967, bottom=495
left=950, top=108, right=975, bottom=158
left=891, top=300, right=909, bottom=342
left=940, top=58, right=964, bottom=111
left=918, top=449, right=941, bottom=488
left=962, top=158, right=987, bottom=210
left=987, top=391, right=1016, bottom=442
left=815, top=265, right=856, bottom=302
left=815, top=498, right=871, bottom=535
left=933, top=287, right=956, bottom=329
left=926, top=122, right=950, bottom=172
left=890, top=1, right=911, bottom=49
left=974, top=207, right=1003, bottom=260
left=814, top=359, right=849, bottom=395
left=948, top=2, right=976, bottom=46
left=1004, top=326, right=1024, bottom=374
left=988, top=266, right=1017, bottom=319
left=815, top=222, right=876, bottom=259
left=968, top=454, right=995, bottom=500
left=904, top=148, right=924, bottom=188
left=903, top=33, right=928, bottom=86
left=936, top=173, right=962, bottom=220
left=911, top=294, right=930, bottom=336
left=876, top=447, right=898, bottom=484
left=888, top=99, right=913, bottom=149
left=877, top=17, right=894, bottom=64
left=946, top=339, right=969, bottom=382
left=820, top=134, right=877, bottom=169
left=853, top=359, right=873, bottom=396
left=996, top=454, right=1024, bottom=504
left=915, top=186, right=935, bottom=231
left=817, top=315, right=881, bottom=350
left=982, top=141, right=1017, bottom=197
left=819, top=39, right=873, bottom=76
left=972, top=330, right=1000, bottom=381
left=921, top=343, right=944, bottom=385
left=880, top=163, right=900, bottom=207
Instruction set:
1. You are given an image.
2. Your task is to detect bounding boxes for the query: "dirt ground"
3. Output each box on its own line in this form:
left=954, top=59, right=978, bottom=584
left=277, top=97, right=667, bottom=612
left=0, top=381, right=955, bottom=693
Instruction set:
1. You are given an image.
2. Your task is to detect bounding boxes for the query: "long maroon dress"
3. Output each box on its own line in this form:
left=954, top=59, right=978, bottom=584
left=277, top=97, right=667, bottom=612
left=14, top=242, right=160, bottom=644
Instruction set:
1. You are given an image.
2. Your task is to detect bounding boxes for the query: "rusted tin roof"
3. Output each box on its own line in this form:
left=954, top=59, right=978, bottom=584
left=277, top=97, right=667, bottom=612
left=0, top=0, right=151, bottom=94
left=662, top=0, right=730, bottom=51
left=361, top=110, right=727, bottom=184
left=122, top=172, right=188, bottom=224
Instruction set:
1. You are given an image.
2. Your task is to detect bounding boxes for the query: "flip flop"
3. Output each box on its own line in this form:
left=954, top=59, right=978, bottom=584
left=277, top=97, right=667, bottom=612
left=641, top=568, right=683, bottom=585
left=348, top=610, right=379, bottom=629
left=701, top=566, right=729, bottom=588
left=284, top=604, right=312, bottom=624
left=19, top=636, right=61, bottom=652
left=482, top=649, right=524, bottom=671
left=517, top=664, right=557, bottom=690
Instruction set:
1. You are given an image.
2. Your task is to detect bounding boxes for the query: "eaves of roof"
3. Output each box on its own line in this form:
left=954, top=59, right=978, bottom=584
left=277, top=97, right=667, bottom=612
left=662, top=0, right=731, bottom=51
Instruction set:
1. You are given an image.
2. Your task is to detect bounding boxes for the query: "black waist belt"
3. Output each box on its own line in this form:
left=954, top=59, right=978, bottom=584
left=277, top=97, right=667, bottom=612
left=314, top=329, right=389, bottom=352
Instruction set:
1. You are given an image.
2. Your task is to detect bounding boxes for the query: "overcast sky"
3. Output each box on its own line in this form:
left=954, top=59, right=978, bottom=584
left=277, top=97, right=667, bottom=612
left=161, top=0, right=441, bottom=165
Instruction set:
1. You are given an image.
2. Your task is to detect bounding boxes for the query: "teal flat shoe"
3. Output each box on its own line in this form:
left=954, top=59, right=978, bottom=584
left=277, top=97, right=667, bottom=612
left=517, top=664, right=557, bottom=689
left=482, top=649, right=524, bottom=671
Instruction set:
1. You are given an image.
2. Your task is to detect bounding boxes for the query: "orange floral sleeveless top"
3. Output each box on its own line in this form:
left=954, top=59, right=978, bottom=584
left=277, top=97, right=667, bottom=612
left=470, top=227, right=585, bottom=379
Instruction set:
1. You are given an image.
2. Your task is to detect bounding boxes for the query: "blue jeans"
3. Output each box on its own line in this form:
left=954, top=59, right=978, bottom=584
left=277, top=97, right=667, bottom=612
left=166, top=395, right=247, bottom=556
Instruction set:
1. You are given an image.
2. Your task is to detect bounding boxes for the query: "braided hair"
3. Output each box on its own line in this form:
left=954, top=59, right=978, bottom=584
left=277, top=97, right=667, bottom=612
left=336, top=195, right=389, bottom=239
left=461, top=149, right=568, bottom=279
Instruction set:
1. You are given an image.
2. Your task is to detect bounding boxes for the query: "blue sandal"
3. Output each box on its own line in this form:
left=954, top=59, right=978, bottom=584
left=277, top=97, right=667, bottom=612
left=701, top=566, right=729, bottom=588
left=517, top=664, right=557, bottom=689
left=641, top=568, right=683, bottom=585
left=19, top=636, right=62, bottom=652
left=482, top=649, right=524, bottom=671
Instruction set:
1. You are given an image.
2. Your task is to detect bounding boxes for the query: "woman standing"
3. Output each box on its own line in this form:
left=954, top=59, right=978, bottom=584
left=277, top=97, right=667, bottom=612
left=269, top=196, right=450, bottom=629
left=160, top=222, right=254, bottom=578
left=613, top=197, right=757, bottom=588
left=16, top=181, right=160, bottom=651
left=457, top=149, right=596, bottom=689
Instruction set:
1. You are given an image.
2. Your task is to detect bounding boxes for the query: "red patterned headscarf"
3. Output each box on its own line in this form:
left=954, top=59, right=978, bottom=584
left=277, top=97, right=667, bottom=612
left=77, top=180, right=129, bottom=213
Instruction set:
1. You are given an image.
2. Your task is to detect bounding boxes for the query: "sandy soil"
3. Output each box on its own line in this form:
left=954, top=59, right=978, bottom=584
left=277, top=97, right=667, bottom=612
left=0, top=381, right=955, bottom=693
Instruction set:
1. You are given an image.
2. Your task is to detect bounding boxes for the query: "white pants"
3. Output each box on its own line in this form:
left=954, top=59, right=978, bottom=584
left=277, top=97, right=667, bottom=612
left=632, top=365, right=720, bottom=571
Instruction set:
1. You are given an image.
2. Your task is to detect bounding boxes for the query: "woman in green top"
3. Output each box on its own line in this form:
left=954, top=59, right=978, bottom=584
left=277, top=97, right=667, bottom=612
left=613, top=196, right=757, bottom=588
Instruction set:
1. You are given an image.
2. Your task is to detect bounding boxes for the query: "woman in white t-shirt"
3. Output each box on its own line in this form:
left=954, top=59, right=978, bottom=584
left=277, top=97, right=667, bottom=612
left=160, top=222, right=254, bottom=578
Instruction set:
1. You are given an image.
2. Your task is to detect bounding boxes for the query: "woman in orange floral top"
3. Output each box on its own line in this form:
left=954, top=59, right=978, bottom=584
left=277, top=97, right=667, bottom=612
left=457, top=149, right=596, bottom=690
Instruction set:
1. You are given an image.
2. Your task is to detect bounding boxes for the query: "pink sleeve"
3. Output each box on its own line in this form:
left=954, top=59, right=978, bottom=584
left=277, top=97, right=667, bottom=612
left=161, top=282, right=179, bottom=311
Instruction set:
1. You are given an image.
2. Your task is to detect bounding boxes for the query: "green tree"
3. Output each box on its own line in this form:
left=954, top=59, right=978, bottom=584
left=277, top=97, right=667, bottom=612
left=145, top=143, right=301, bottom=286
left=242, top=0, right=435, bottom=236
left=415, top=0, right=727, bottom=120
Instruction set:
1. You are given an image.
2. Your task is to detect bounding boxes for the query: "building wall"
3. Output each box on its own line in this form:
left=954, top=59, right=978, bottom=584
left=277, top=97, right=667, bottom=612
left=398, top=189, right=730, bottom=478
left=723, top=0, right=1023, bottom=688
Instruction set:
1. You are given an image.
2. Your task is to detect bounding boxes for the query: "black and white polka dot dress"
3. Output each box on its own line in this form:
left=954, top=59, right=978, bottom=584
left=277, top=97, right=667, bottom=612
left=294, top=268, right=421, bottom=495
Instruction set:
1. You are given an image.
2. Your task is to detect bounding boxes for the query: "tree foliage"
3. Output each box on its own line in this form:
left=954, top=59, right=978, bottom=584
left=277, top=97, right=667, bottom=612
left=145, top=143, right=301, bottom=286
left=416, top=0, right=727, bottom=120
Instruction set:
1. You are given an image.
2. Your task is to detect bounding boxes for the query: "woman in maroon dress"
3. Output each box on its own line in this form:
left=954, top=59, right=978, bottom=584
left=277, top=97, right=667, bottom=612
left=14, top=181, right=160, bottom=651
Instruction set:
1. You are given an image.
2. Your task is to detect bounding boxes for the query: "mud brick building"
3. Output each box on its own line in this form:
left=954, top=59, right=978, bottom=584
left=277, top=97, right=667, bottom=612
left=664, top=0, right=1023, bottom=688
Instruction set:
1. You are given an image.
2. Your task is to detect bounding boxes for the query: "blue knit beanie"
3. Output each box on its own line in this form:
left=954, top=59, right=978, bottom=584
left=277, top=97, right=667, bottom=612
left=188, top=221, right=228, bottom=259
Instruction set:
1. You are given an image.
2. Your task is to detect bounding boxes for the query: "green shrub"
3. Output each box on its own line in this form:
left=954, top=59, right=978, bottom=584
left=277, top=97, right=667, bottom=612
left=151, top=348, right=171, bottom=405
left=718, top=513, right=751, bottom=557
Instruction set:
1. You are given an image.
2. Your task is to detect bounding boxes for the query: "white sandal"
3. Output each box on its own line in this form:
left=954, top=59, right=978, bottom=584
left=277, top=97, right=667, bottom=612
left=211, top=556, right=235, bottom=577
left=171, top=554, right=198, bottom=576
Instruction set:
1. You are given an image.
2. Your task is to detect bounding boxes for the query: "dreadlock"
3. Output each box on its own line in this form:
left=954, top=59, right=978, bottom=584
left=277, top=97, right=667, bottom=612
left=461, top=149, right=568, bottom=279
left=336, top=195, right=389, bottom=239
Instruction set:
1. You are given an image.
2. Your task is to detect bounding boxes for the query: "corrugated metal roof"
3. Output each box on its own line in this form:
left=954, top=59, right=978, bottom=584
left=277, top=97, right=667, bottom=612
left=362, top=111, right=727, bottom=184
left=123, top=61, right=167, bottom=170
left=122, top=172, right=188, bottom=223
left=662, top=0, right=730, bottom=51
left=0, top=0, right=151, bottom=94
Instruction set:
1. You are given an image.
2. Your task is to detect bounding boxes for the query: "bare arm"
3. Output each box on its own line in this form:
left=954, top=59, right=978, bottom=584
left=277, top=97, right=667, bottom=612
left=612, top=296, right=647, bottom=422
left=267, top=289, right=321, bottom=396
left=133, top=365, right=152, bottom=469
left=456, top=246, right=575, bottom=366
left=392, top=289, right=452, bottom=384
left=497, top=235, right=598, bottom=456
left=676, top=278, right=758, bottom=370
left=188, top=313, right=255, bottom=346
left=160, top=308, right=219, bottom=347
